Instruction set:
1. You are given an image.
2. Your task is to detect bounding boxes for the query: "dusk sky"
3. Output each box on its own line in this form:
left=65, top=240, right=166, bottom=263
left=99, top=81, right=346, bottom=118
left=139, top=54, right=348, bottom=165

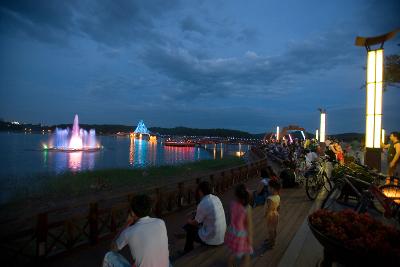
left=0, top=0, right=399, bottom=134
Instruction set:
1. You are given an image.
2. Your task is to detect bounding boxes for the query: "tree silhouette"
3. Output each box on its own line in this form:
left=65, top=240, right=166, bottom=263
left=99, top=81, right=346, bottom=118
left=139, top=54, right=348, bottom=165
left=384, top=54, right=400, bottom=89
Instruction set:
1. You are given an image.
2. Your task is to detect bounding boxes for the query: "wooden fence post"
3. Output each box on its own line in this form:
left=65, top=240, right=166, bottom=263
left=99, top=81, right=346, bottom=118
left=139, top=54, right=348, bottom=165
left=187, top=187, right=192, bottom=205
left=36, top=212, right=48, bottom=260
left=110, top=208, right=117, bottom=233
left=195, top=178, right=201, bottom=203
left=155, top=187, right=163, bottom=217
left=65, top=220, right=74, bottom=250
left=167, top=192, right=174, bottom=211
left=209, top=174, right=215, bottom=194
left=230, top=169, right=235, bottom=186
left=89, top=202, right=99, bottom=245
left=223, top=171, right=229, bottom=191
left=178, top=182, right=184, bottom=208
left=217, top=172, right=225, bottom=195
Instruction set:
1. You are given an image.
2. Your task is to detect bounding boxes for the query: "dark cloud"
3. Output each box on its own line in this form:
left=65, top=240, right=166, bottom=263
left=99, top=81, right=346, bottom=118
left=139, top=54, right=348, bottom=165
left=359, top=0, right=400, bottom=35
left=180, top=16, right=208, bottom=35
left=141, top=31, right=356, bottom=100
left=1, top=0, right=399, bottom=132
left=0, top=0, right=77, bottom=44
left=0, top=0, right=180, bottom=47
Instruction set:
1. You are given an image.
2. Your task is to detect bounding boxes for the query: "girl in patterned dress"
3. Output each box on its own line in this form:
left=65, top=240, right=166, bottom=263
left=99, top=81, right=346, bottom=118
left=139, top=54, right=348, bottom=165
left=264, top=179, right=281, bottom=249
left=225, top=184, right=254, bottom=267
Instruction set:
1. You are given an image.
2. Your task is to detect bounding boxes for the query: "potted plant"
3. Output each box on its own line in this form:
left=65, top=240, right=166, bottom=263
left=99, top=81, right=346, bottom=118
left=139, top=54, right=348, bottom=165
left=308, top=209, right=400, bottom=266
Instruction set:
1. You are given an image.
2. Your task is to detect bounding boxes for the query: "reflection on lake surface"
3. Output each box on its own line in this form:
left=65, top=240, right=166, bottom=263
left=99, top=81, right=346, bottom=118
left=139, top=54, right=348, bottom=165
left=0, top=133, right=249, bottom=179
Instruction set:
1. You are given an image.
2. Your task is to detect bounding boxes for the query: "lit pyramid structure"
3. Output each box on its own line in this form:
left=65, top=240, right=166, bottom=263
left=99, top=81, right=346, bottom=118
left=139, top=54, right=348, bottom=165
left=134, top=120, right=150, bottom=134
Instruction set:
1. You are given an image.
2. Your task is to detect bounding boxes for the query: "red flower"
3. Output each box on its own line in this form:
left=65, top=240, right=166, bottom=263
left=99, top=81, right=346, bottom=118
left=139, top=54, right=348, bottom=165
left=309, top=209, right=400, bottom=260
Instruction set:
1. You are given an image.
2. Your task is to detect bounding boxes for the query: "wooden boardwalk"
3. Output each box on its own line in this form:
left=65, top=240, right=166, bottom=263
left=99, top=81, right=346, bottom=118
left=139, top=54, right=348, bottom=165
left=173, top=186, right=313, bottom=267
left=43, top=168, right=315, bottom=267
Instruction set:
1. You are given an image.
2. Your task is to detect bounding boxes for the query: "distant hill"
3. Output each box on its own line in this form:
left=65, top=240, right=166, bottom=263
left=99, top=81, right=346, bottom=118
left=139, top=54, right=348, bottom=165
left=329, top=133, right=364, bottom=142
left=149, top=126, right=254, bottom=138
left=56, top=124, right=135, bottom=134
left=0, top=119, right=366, bottom=141
left=0, top=120, right=256, bottom=138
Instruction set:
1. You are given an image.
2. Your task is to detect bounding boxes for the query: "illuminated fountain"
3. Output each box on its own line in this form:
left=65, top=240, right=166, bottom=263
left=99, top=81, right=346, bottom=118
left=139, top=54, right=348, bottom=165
left=44, top=114, right=101, bottom=151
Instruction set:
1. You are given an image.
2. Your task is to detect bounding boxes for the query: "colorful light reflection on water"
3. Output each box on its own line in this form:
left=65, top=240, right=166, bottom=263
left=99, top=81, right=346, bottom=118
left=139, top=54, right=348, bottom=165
left=0, top=133, right=250, bottom=203
left=128, top=137, right=206, bottom=168
left=0, top=133, right=249, bottom=179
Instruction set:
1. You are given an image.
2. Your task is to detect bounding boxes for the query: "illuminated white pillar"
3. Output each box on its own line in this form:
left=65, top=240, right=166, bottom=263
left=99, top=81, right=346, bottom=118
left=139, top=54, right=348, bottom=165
left=365, top=49, right=383, bottom=148
left=320, top=112, right=326, bottom=143
left=301, top=130, right=306, bottom=140
left=382, top=129, right=385, bottom=144
left=276, top=126, right=280, bottom=141
left=315, top=129, right=319, bottom=141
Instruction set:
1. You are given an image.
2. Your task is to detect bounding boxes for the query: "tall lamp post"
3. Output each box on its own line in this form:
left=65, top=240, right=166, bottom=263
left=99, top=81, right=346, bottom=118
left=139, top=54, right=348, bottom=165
left=355, top=30, right=398, bottom=171
left=318, top=108, right=326, bottom=148
left=276, top=126, right=280, bottom=141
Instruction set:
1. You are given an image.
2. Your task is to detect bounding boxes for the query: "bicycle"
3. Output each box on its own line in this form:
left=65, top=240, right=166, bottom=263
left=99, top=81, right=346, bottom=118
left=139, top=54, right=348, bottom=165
left=321, top=173, right=400, bottom=224
left=293, top=155, right=307, bottom=185
left=304, top=156, right=333, bottom=200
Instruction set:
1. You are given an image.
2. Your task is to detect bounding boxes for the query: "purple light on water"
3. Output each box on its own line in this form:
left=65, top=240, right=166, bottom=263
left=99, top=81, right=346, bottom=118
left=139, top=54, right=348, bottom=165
left=49, top=114, right=99, bottom=150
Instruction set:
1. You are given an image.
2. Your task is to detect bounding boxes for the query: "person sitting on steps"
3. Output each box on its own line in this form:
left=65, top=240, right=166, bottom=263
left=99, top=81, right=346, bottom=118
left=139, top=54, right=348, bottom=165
left=181, top=181, right=226, bottom=254
left=103, top=194, right=170, bottom=267
left=252, top=166, right=278, bottom=207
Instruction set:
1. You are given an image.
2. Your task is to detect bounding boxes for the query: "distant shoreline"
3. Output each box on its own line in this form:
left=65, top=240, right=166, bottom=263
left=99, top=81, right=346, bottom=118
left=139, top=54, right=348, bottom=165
left=0, top=129, right=366, bottom=142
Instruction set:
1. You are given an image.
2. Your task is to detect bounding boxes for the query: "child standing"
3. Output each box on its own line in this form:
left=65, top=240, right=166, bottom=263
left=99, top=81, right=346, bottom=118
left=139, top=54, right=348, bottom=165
left=225, top=184, right=253, bottom=267
left=264, top=179, right=281, bottom=249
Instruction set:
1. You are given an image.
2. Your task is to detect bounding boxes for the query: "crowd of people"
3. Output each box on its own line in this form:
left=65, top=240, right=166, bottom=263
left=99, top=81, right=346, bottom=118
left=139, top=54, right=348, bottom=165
left=264, top=136, right=345, bottom=167
left=100, top=132, right=400, bottom=267
left=264, top=131, right=400, bottom=184
left=102, top=172, right=282, bottom=267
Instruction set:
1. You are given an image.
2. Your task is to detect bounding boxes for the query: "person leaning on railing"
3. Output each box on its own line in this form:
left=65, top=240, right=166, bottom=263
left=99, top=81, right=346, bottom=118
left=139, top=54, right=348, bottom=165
left=382, top=132, right=400, bottom=185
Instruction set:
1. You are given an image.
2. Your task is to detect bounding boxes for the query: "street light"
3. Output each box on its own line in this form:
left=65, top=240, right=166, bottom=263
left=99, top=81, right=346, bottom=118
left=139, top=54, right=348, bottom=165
left=355, top=29, right=399, bottom=171
left=365, top=48, right=383, bottom=149
left=382, top=129, right=385, bottom=144
left=318, top=108, right=326, bottom=143
left=315, top=129, right=319, bottom=141
left=276, top=126, right=280, bottom=141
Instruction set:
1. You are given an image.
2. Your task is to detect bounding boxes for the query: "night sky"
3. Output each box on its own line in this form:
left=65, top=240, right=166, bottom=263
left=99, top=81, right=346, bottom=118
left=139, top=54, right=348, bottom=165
left=0, top=0, right=399, bottom=134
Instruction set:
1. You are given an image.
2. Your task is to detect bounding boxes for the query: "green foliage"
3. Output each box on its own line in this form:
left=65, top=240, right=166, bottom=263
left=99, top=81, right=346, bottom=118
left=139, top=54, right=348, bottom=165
left=8, top=157, right=245, bottom=203
left=332, top=162, right=375, bottom=184
left=149, top=126, right=254, bottom=138
left=384, top=54, right=400, bottom=89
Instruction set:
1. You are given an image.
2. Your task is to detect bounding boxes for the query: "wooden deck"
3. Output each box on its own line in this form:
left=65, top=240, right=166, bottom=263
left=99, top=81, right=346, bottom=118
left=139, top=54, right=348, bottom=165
left=43, top=164, right=315, bottom=267
left=173, top=186, right=314, bottom=267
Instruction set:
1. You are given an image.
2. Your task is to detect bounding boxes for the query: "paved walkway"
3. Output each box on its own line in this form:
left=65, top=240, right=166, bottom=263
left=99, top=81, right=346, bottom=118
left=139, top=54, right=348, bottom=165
left=278, top=189, right=326, bottom=267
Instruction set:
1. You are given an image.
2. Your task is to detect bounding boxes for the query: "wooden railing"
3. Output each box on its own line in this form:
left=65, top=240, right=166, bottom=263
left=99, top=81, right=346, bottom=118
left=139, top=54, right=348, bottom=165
left=0, top=149, right=268, bottom=265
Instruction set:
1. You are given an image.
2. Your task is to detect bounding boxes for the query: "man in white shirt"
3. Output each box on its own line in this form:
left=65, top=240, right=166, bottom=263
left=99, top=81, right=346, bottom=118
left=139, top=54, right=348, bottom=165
left=103, top=194, right=170, bottom=267
left=183, top=181, right=226, bottom=253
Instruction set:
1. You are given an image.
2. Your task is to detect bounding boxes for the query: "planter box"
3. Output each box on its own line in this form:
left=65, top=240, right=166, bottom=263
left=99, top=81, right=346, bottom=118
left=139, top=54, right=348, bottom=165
left=308, top=217, right=399, bottom=267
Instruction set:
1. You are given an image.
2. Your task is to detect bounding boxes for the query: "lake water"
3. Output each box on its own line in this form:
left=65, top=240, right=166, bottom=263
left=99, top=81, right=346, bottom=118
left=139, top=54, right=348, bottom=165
left=0, top=133, right=248, bottom=195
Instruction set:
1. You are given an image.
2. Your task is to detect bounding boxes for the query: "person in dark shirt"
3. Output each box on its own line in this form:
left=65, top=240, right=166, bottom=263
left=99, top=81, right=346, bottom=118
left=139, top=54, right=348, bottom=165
left=382, top=132, right=400, bottom=185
